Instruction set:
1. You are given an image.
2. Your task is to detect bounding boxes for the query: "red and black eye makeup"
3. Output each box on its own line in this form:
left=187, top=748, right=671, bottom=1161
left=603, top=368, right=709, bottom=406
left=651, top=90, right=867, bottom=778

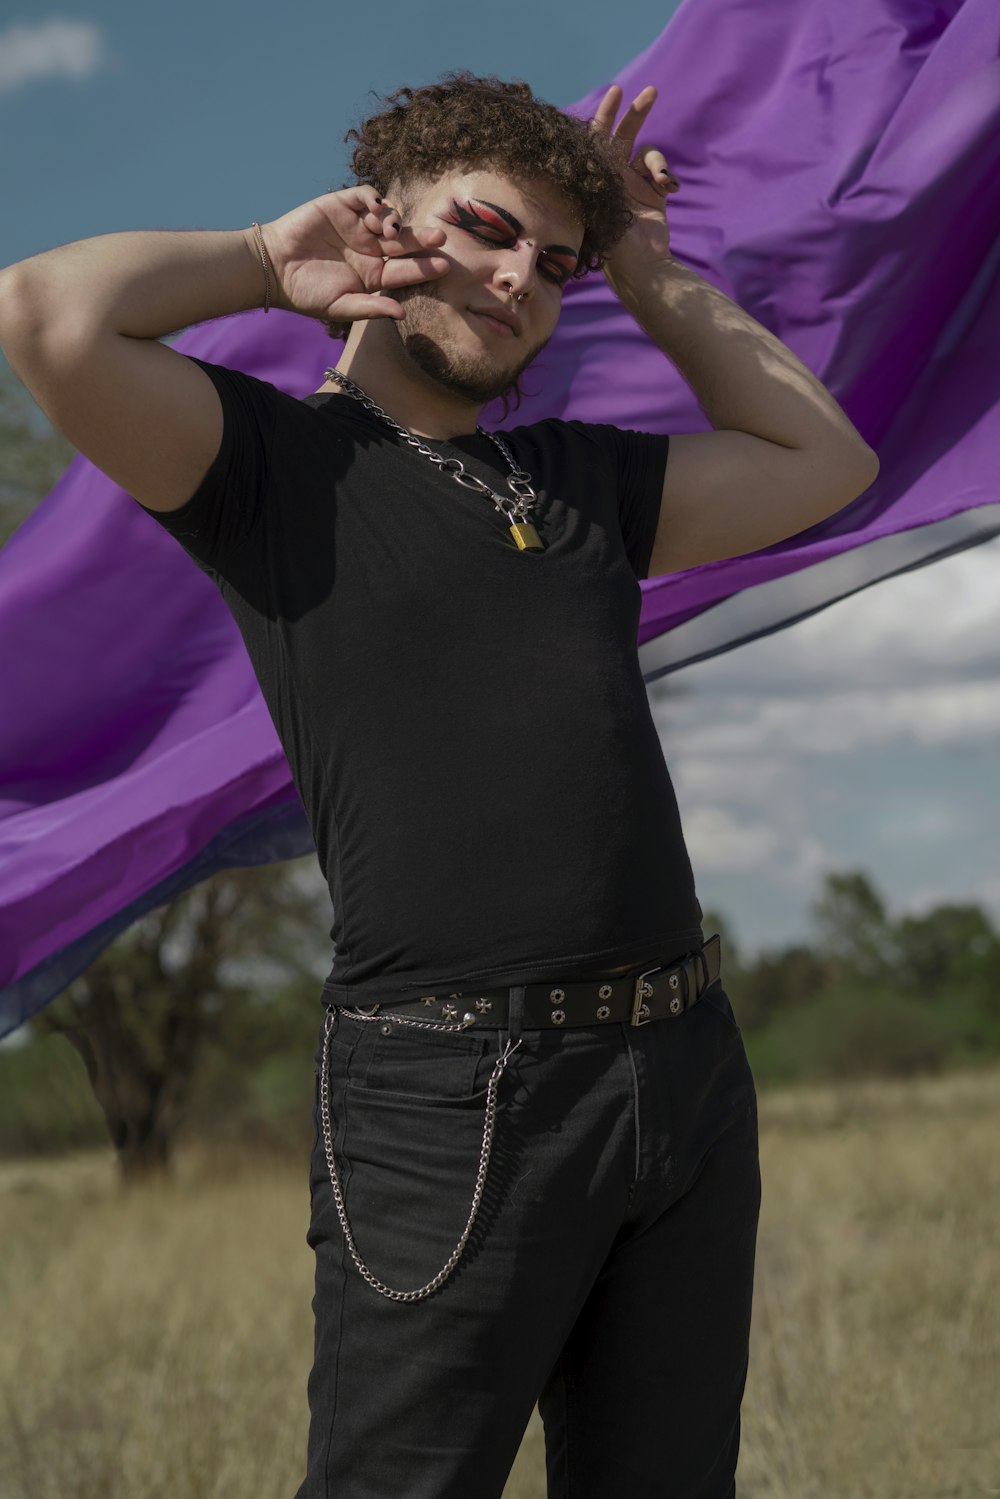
left=440, top=197, right=580, bottom=285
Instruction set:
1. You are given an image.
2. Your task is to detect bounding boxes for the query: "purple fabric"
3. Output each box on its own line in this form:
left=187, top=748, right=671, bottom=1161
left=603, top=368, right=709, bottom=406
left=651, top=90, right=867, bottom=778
left=2, top=0, right=998, bottom=1031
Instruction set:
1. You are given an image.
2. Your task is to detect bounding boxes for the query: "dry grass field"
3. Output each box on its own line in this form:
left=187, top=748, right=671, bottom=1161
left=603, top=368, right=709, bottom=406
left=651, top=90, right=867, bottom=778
left=1, top=1064, right=998, bottom=1498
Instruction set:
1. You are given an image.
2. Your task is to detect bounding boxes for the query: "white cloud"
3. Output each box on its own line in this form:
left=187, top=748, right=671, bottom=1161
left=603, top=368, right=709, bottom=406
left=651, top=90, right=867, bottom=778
left=681, top=536, right=1000, bottom=697
left=682, top=805, right=782, bottom=872
left=975, top=870, right=1000, bottom=913
left=648, top=541, right=1000, bottom=947
left=0, top=18, right=106, bottom=96
left=660, top=679, right=1000, bottom=759
left=670, top=753, right=786, bottom=804
left=871, top=802, right=964, bottom=847
left=785, top=539, right=1000, bottom=676
left=680, top=804, right=829, bottom=887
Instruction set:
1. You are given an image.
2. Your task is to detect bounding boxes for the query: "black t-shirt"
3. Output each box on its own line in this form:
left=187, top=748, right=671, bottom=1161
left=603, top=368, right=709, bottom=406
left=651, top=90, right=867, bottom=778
left=136, top=356, right=704, bottom=1001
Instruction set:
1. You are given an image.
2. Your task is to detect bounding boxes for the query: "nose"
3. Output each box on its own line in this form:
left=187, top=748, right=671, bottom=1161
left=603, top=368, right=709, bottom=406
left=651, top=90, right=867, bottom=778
left=494, top=240, right=540, bottom=303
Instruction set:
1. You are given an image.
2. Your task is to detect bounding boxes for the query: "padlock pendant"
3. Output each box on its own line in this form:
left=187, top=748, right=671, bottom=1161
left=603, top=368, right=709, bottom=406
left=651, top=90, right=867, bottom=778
left=509, top=520, right=545, bottom=552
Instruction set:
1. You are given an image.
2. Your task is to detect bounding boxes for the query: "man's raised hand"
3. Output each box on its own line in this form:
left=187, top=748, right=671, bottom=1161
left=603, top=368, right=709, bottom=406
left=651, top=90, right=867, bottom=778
left=592, top=85, right=680, bottom=216
left=253, top=187, right=450, bottom=325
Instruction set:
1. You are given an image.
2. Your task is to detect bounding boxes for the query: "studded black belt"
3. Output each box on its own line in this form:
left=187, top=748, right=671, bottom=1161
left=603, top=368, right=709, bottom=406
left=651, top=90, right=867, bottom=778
left=340, top=934, right=722, bottom=1030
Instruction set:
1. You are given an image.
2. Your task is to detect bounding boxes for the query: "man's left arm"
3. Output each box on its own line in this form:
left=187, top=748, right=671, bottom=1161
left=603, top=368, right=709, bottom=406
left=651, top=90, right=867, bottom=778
left=596, top=85, right=880, bottom=577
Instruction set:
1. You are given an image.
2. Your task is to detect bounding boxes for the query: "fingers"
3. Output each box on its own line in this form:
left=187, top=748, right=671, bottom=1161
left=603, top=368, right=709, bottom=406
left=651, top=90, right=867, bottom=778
left=379, top=252, right=451, bottom=290
left=637, top=146, right=680, bottom=193
left=329, top=185, right=448, bottom=263
left=592, top=83, right=657, bottom=151
left=335, top=184, right=393, bottom=234
left=380, top=222, right=448, bottom=257
left=611, top=84, right=658, bottom=158
left=329, top=249, right=450, bottom=326
left=331, top=291, right=407, bottom=323
left=591, top=83, right=623, bottom=135
left=331, top=245, right=448, bottom=325
left=591, top=84, right=679, bottom=196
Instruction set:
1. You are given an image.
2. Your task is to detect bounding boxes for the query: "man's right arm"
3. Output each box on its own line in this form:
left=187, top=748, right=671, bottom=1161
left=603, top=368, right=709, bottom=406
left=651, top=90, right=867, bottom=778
left=0, top=229, right=265, bottom=512
left=0, top=191, right=449, bottom=513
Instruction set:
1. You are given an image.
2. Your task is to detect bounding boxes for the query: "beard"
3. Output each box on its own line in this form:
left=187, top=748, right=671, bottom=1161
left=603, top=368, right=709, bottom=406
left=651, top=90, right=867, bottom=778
left=389, top=282, right=551, bottom=406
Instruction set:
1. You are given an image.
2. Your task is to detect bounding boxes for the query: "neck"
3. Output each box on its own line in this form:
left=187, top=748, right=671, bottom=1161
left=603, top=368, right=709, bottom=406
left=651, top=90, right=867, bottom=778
left=324, top=320, right=484, bottom=439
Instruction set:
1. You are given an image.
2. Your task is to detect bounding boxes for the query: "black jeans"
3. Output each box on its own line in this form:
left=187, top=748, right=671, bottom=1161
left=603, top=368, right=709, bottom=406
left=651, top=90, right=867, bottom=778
left=294, top=979, right=761, bottom=1499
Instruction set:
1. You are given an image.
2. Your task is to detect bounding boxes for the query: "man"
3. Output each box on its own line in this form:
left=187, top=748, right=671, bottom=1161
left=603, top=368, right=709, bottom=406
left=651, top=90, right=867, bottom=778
left=0, top=72, right=877, bottom=1499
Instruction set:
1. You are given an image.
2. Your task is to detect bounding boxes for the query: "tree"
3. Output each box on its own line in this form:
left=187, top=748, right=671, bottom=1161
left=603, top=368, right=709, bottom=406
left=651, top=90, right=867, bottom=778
left=809, top=868, right=895, bottom=982
left=894, top=902, right=1000, bottom=1014
left=732, top=942, right=833, bottom=1033
left=32, top=859, right=332, bottom=1186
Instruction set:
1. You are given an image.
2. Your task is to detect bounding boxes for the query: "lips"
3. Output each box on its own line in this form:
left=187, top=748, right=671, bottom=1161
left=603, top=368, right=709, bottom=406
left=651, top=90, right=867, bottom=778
left=467, top=304, right=521, bottom=337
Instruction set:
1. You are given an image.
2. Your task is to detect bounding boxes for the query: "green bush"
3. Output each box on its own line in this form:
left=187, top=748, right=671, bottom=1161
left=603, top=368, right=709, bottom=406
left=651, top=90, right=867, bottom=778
left=0, top=1034, right=106, bottom=1156
left=745, top=984, right=977, bottom=1087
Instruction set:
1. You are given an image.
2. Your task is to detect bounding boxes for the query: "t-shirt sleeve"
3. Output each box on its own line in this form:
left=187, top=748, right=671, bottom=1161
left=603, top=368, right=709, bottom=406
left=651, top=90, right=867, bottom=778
left=568, top=421, right=670, bottom=581
left=131, top=355, right=278, bottom=576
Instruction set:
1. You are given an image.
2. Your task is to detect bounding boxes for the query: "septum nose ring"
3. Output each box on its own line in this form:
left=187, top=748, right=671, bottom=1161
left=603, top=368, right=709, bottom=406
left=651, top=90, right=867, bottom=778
left=508, top=285, right=525, bottom=304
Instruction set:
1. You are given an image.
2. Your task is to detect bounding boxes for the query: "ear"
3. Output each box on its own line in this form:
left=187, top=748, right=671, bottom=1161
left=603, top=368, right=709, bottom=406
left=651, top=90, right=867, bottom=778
left=385, top=176, right=427, bottom=222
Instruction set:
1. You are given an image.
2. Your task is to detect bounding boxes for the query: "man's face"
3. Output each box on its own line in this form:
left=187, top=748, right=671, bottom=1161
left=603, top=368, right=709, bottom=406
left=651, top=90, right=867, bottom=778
left=386, top=168, right=584, bottom=406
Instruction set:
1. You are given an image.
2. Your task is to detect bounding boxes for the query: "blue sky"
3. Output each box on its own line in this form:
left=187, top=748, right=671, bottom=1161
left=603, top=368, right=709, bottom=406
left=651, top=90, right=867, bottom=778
left=0, top=1, right=680, bottom=265
left=2, top=4, right=999, bottom=962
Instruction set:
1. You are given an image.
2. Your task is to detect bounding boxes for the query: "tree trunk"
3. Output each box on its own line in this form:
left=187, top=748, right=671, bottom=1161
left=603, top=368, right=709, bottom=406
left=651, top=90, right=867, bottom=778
left=116, top=1124, right=175, bottom=1187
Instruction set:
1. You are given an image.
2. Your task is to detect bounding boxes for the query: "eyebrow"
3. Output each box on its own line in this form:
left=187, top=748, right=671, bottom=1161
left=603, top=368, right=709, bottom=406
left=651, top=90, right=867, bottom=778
left=472, top=197, right=580, bottom=262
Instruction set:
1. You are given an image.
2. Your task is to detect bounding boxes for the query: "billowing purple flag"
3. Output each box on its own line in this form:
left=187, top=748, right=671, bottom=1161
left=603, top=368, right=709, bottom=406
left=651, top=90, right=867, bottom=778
left=2, top=0, right=998, bottom=1034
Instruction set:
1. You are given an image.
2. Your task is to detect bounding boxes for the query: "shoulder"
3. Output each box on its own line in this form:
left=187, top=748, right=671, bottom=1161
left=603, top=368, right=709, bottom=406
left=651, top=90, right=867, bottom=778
left=501, top=415, right=616, bottom=441
left=185, top=359, right=377, bottom=439
left=502, top=414, right=664, bottom=445
left=183, top=355, right=294, bottom=411
left=497, top=415, right=617, bottom=456
left=499, top=416, right=668, bottom=469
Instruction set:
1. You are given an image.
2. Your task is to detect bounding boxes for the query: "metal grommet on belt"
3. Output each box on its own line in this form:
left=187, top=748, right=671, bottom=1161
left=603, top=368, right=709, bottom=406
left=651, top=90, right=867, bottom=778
left=344, top=932, right=723, bottom=1035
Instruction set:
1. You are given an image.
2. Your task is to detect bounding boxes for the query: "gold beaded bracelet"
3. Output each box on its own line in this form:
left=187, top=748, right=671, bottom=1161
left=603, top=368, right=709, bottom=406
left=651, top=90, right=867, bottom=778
left=249, top=221, right=274, bottom=313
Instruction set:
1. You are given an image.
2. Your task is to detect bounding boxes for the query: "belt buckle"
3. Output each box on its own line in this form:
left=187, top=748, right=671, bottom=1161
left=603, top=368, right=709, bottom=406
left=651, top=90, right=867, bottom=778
left=633, top=953, right=696, bottom=1025
left=631, top=967, right=660, bottom=1026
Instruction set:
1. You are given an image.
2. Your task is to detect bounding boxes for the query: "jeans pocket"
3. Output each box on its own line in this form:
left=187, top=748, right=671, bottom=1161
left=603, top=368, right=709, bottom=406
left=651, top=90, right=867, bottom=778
left=348, top=1013, right=495, bottom=1106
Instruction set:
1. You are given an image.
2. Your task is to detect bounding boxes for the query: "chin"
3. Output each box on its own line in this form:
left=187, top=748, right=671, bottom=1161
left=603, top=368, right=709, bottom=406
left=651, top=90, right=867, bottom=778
left=396, top=319, right=515, bottom=405
left=393, top=294, right=543, bottom=406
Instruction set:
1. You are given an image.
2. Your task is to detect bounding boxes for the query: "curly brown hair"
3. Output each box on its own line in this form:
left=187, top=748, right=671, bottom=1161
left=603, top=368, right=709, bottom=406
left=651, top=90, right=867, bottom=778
left=344, top=72, right=633, bottom=275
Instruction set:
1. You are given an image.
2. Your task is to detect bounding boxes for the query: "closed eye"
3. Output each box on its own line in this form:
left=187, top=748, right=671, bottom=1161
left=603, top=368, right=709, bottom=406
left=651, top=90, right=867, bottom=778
left=539, top=251, right=577, bottom=286
left=441, top=199, right=577, bottom=287
left=459, top=228, right=571, bottom=287
left=539, top=260, right=572, bottom=288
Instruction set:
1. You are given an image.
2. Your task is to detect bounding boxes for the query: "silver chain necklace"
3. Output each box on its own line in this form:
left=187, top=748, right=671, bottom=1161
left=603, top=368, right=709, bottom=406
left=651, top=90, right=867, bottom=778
left=322, top=367, right=545, bottom=552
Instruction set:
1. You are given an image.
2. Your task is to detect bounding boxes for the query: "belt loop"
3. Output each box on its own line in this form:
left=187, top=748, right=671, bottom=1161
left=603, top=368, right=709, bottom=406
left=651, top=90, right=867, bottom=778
left=506, top=985, right=526, bottom=1047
